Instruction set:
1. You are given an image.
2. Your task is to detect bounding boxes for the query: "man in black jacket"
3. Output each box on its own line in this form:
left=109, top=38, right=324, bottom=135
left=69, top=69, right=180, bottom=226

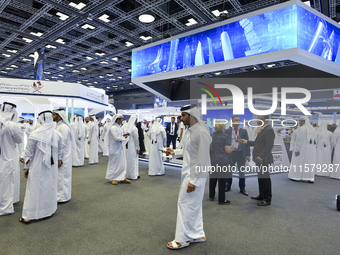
left=240, top=115, right=275, bottom=206
left=166, top=117, right=178, bottom=149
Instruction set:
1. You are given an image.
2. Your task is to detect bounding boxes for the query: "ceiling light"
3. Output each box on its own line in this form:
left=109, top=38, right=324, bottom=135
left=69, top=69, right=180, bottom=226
left=215, top=72, right=221, bottom=75
left=95, top=52, right=105, bottom=56
left=10, top=65, right=18, bottom=68
left=267, top=64, right=276, bottom=68
left=303, top=1, right=311, bottom=7
left=94, top=81, right=98, bottom=84
left=80, top=67, right=87, bottom=70
left=99, top=76, right=104, bottom=78
left=2, top=54, right=11, bottom=57
left=72, top=70, right=80, bottom=72
left=106, top=86, right=110, bottom=89
left=30, top=32, right=43, bottom=37
left=77, top=81, right=82, bottom=83
left=5, top=67, right=13, bottom=70
left=22, top=37, right=33, bottom=43
left=106, top=73, right=113, bottom=76
left=7, top=49, right=17, bottom=53
left=112, top=57, right=118, bottom=61
left=1, top=71, right=7, bottom=73
left=140, top=35, right=152, bottom=41
left=128, top=69, right=132, bottom=72
left=44, top=71, right=51, bottom=74
left=86, top=56, right=93, bottom=60
left=100, top=61, right=109, bottom=64
left=118, top=76, right=123, bottom=79
left=45, top=78, right=50, bottom=81
left=52, top=76, right=58, bottom=78
left=186, top=18, right=198, bottom=26
left=81, top=24, right=96, bottom=30
left=120, top=87, right=124, bottom=89
left=112, top=85, right=117, bottom=87
left=65, top=64, right=74, bottom=67
left=56, top=38, right=65, bottom=44
left=58, top=74, right=63, bottom=77
left=87, top=83, right=92, bottom=85
left=139, top=14, right=155, bottom=23
left=59, top=66, right=65, bottom=69
left=22, top=58, right=32, bottom=62
left=69, top=2, right=86, bottom=10
left=56, top=12, right=69, bottom=21
left=129, top=82, right=133, bottom=85
left=46, top=44, right=57, bottom=49
left=99, top=14, right=110, bottom=23
left=212, top=10, right=228, bottom=17
left=57, top=80, right=63, bottom=82
left=109, top=78, right=115, bottom=81
left=125, top=42, right=133, bottom=47
left=83, top=79, right=89, bottom=82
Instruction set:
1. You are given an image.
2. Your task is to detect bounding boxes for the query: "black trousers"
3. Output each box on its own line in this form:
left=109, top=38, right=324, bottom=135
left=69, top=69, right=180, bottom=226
left=256, top=162, right=272, bottom=202
left=166, top=135, right=177, bottom=149
left=209, top=162, right=228, bottom=203
left=226, top=151, right=246, bottom=190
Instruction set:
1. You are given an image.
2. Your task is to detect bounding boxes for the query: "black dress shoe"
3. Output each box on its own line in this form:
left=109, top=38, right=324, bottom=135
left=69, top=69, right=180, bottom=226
left=240, top=189, right=248, bottom=196
left=251, top=196, right=263, bottom=200
left=218, top=200, right=231, bottom=205
left=257, top=200, right=271, bottom=206
left=209, top=197, right=214, bottom=201
left=225, top=187, right=231, bottom=192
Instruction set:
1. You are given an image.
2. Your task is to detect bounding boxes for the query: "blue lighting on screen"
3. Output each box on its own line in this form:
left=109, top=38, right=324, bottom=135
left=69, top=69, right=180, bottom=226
left=132, top=4, right=340, bottom=79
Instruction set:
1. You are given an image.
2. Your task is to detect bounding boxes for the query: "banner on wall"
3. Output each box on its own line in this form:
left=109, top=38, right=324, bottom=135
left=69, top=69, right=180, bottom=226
left=34, top=48, right=45, bottom=81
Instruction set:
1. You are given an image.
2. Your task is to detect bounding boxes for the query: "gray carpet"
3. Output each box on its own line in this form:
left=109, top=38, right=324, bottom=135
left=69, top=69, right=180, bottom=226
left=1, top=155, right=339, bottom=255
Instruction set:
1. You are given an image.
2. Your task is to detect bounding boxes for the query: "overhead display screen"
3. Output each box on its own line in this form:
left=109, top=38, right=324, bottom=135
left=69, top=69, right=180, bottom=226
left=132, top=4, right=340, bottom=79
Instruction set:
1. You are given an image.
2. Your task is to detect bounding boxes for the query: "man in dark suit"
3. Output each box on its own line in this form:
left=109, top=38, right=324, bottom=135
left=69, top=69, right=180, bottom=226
left=166, top=117, right=178, bottom=149
left=240, top=115, right=275, bottom=206
left=225, top=116, right=250, bottom=196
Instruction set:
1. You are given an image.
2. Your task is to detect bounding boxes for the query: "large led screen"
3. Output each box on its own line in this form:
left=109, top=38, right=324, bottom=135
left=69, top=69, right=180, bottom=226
left=132, top=4, right=340, bottom=79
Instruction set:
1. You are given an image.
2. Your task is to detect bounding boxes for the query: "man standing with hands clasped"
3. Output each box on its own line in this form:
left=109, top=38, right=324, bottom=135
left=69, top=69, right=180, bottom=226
left=165, top=104, right=211, bottom=250
left=239, top=115, right=275, bottom=206
left=166, top=117, right=178, bottom=149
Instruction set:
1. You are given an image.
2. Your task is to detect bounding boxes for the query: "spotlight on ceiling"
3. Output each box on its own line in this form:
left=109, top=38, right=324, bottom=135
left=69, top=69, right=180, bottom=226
left=139, top=14, right=155, bottom=23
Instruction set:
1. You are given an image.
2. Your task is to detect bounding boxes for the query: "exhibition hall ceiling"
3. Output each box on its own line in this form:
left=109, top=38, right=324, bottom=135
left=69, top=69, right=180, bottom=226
left=0, top=0, right=339, bottom=95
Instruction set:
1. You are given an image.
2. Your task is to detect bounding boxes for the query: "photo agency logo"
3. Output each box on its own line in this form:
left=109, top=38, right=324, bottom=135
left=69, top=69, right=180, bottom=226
left=196, top=82, right=312, bottom=128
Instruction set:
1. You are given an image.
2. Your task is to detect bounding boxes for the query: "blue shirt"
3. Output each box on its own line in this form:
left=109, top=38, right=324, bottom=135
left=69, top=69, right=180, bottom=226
left=210, top=131, right=232, bottom=164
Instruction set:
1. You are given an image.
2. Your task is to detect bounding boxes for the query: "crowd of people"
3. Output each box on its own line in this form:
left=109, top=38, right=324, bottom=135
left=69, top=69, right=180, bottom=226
left=0, top=101, right=339, bottom=250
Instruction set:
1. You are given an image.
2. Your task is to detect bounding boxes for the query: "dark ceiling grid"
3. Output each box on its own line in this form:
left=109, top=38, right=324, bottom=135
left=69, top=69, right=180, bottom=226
left=0, top=0, right=338, bottom=95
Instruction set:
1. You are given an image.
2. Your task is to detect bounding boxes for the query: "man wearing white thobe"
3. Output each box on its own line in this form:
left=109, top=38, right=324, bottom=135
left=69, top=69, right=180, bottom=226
left=315, top=122, right=332, bottom=177
left=71, top=115, right=87, bottom=166
left=53, top=109, right=74, bottom=203
left=125, top=116, right=140, bottom=180
left=0, top=102, right=22, bottom=216
left=20, top=110, right=62, bottom=223
left=289, top=116, right=317, bottom=183
left=331, top=125, right=340, bottom=179
left=84, top=117, right=90, bottom=159
left=148, top=118, right=166, bottom=176
left=105, top=114, right=131, bottom=185
left=102, top=119, right=111, bottom=156
left=166, top=104, right=211, bottom=249
left=26, top=119, right=35, bottom=139
left=17, top=117, right=26, bottom=162
left=87, top=115, right=98, bottom=164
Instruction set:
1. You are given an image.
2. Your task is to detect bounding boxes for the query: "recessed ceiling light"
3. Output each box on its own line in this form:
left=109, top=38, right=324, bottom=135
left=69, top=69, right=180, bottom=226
left=72, top=70, right=80, bottom=72
left=46, top=45, right=57, bottom=49
left=7, top=49, right=17, bottom=53
left=58, top=74, right=63, bottom=77
left=185, top=18, right=198, bottom=26
left=128, top=69, right=132, bottom=72
left=22, top=38, right=33, bottom=43
left=112, top=85, right=117, bottom=87
left=117, top=76, right=123, bottom=79
left=5, top=67, right=13, bottom=70
left=125, top=42, right=133, bottom=47
left=56, top=12, right=69, bottom=21
left=112, top=57, right=118, bottom=61
left=87, top=83, right=92, bottom=85
left=215, top=72, right=221, bottom=75
left=22, top=58, right=32, bottom=62
left=2, top=54, right=11, bottom=58
left=81, top=24, right=96, bottom=30
left=95, top=52, right=105, bottom=56
left=99, top=14, right=110, bottom=23
left=45, top=78, right=50, bottom=81
left=109, top=78, right=115, bottom=81
left=267, top=64, right=276, bottom=68
left=44, top=71, right=51, bottom=74
left=51, top=76, right=58, bottom=78
left=106, top=86, right=110, bottom=89
left=69, top=2, right=86, bottom=10
left=100, top=61, right=109, bottom=64
left=59, top=66, right=65, bottom=69
left=1, top=71, right=7, bottom=73
left=212, top=10, right=228, bottom=17
left=30, top=32, right=43, bottom=37
left=99, top=76, right=104, bottom=78
left=65, top=64, right=74, bottom=67
left=10, top=65, right=18, bottom=68
left=56, top=38, right=65, bottom=44
left=86, top=56, right=93, bottom=60
left=80, top=67, right=87, bottom=70
left=83, top=79, right=89, bottom=82
left=94, top=81, right=98, bottom=84
left=139, top=14, right=155, bottom=23
left=106, top=73, right=113, bottom=76
left=129, top=82, right=133, bottom=85
left=140, top=36, right=152, bottom=41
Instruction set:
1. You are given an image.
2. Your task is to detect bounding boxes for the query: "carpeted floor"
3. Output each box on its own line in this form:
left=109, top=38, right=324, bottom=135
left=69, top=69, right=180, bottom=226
left=1, top=154, right=339, bottom=255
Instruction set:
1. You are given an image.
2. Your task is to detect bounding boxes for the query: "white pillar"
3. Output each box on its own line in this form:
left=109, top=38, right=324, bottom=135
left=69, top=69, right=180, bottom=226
left=71, top=99, right=74, bottom=123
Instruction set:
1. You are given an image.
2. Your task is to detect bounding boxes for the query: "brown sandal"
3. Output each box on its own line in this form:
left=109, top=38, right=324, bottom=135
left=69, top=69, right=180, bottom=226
left=120, top=178, right=131, bottom=184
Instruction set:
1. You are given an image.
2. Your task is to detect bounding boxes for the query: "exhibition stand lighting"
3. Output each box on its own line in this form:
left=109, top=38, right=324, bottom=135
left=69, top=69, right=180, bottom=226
left=139, top=14, right=155, bottom=23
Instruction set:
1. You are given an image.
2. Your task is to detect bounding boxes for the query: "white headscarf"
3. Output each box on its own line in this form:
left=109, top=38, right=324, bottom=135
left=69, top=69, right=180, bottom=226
left=54, top=109, right=76, bottom=148
left=74, top=115, right=86, bottom=140
left=126, top=115, right=137, bottom=134
left=149, top=117, right=164, bottom=144
left=317, top=122, right=328, bottom=135
left=29, top=111, right=58, bottom=169
left=104, top=114, right=123, bottom=142
left=181, top=104, right=211, bottom=138
left=0, top=102, right=18, bottom=148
